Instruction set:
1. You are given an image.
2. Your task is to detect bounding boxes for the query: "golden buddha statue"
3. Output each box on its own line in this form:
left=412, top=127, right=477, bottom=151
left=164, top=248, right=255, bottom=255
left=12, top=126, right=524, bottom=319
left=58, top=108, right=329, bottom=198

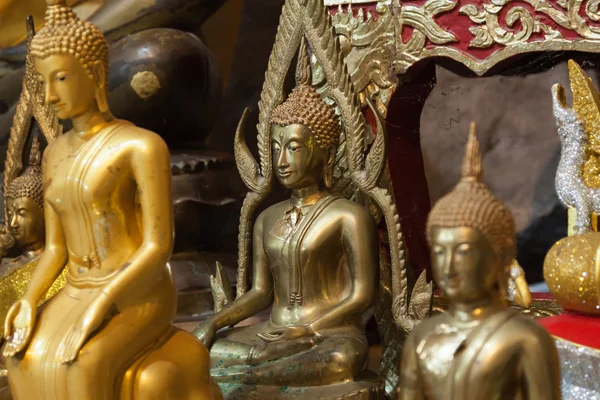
left=2, top=2, right=221, bottom=398
left=398, top=123, right=560, bottom=400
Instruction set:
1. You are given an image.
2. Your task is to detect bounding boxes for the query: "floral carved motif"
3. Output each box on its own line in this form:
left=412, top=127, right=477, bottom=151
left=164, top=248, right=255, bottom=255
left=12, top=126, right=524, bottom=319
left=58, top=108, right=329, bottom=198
left=327, top=0, right=600, bottom=106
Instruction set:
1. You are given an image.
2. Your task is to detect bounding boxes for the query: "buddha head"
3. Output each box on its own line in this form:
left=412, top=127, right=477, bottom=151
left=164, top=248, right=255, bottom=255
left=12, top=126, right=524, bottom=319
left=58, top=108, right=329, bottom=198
left=426, top=123, right=516, bottom=305
left=31, top=0, right=109, bottom=120
left=268, top=40, right=340, bottom=190
left=5, top=135, right=45, bottom=253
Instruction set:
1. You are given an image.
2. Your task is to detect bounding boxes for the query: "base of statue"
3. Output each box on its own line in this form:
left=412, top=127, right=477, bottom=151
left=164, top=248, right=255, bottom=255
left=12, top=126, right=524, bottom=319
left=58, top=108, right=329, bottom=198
left=217, top=373, right=385, bottom=400
left=539, top=312, right=600, bottom=398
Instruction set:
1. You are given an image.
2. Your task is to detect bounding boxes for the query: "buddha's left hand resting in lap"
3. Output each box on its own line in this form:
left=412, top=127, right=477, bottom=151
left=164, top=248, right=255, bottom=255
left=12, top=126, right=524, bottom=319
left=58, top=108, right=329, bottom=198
left=1, top=1, right=221, bottom=399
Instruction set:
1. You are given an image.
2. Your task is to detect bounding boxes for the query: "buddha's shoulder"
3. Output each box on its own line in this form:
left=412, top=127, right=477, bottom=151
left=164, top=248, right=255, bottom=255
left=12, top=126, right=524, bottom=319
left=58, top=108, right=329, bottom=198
left=327, top=197, right=374, bottom=223
left=109, top=120, right=166, bottom=145
left=411, top=313, right=450, bottom=340
left=44, top=131, right=68, bottom=155
left=495, top=313, right=554, bottom=344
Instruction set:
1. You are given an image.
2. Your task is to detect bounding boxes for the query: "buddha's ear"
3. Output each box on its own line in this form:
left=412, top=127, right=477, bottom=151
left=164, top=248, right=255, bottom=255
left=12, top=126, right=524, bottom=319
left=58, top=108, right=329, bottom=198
left=323, top=145, right=336, bottom=188
left=325, top=145, right=336, bottom=167
left=91, top=60, right=106, bottom=88
left=91, top=60, right=109, bottom=113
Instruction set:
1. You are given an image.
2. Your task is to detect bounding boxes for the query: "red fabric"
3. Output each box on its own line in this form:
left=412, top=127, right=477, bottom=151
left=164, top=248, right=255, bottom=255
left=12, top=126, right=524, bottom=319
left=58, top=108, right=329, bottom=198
left=384, top=64, right=436, bottom=278
left=539, top=312, right=600, bottom=349
left=532, top=292, right=555, bottom=300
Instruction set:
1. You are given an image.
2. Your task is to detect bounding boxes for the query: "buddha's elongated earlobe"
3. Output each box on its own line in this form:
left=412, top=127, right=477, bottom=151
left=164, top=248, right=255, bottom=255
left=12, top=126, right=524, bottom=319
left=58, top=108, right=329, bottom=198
left=323, top=146, right=335, bottom=188
left=323, top=165, right=334, bottom=188
left=92, top=61, right=109, bottom=113
left=96, top=87, right=109, bottom=113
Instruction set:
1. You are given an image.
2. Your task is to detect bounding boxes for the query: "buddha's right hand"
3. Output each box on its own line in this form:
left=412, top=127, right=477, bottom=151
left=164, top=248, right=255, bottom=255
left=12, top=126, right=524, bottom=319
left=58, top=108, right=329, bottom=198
left=3, top=299, right=35, bottom=357
left=193, top=318, right=217, bottom=347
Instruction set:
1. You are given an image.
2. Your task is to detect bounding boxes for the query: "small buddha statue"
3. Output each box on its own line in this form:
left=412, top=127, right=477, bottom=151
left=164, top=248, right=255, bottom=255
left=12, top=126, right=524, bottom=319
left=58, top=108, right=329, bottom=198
left=398, top=123, right=560, bottom=400
left=1, top=2, right=221, bottom=398
left=0, top=132, right=67, bottom=336
left=193, top=39, right=379, bottom=389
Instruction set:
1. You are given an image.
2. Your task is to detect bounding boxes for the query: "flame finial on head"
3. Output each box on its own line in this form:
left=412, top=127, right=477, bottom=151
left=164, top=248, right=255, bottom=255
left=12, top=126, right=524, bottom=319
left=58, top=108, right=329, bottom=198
left=427, top=122, right=516, bottom=263
left=269, top=36, right=340, bottom=150
left=461, top=122, right=483, bottom=181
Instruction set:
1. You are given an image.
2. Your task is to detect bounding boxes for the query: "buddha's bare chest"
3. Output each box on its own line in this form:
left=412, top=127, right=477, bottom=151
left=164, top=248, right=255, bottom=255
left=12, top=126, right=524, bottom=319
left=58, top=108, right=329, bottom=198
left=263, top=209, right=343, bottom=275
left=45, top=138, right=131, bottom=215
left=416, top=324, right=520, bottom=399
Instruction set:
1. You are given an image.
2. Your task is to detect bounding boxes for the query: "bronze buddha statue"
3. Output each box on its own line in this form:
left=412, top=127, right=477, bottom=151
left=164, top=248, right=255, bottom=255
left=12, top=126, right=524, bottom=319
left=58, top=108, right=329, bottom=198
left=194, top=45, right=379, bottom=388
left=398, top=123, right=560, bottom=400
left=2, top=2, right=221, bottom=398
left=194, top=0, right=432, bottom=396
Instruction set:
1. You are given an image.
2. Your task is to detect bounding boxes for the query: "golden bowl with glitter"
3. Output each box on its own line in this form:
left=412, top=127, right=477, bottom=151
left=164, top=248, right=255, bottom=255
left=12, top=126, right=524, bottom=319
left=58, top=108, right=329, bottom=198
left=544, top=231, right=600, bottom=315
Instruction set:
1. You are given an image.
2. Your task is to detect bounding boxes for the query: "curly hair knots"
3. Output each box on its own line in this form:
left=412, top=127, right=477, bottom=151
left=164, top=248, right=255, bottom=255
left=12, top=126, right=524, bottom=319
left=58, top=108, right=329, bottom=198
left=5, top=166, right=44, bottom=212
left=269, top=85, right=341, bottom=150
left=30, top=0, right=109, bottom=82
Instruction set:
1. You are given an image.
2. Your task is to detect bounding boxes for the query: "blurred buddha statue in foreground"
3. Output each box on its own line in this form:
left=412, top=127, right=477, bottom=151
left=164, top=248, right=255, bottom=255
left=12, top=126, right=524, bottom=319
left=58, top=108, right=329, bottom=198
left=399, top=123, right=560, bottom=400
left=2, top=2, right=221, bottom=398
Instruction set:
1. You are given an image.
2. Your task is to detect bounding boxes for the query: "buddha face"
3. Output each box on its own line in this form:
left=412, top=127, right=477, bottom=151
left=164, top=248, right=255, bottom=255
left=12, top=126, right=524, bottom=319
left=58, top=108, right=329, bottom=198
left=6, top=197, right=45, bottom=249
left=271, top=124, right=332, bottom=190
left=429, top=226, right=500, bottom=303
left=35, top=54, right=99, bottom=120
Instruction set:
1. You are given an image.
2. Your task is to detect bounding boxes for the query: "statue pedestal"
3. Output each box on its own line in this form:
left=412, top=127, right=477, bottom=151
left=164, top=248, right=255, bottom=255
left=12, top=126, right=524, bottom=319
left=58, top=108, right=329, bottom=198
left=539, top=313, right=600, bottom=399
left=217, top=372, right=384, bottom=400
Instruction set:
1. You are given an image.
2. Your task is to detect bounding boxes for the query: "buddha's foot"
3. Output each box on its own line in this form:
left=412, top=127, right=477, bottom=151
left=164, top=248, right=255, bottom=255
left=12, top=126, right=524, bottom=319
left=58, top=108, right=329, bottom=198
left=216, top=372, right=384, bottom=400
